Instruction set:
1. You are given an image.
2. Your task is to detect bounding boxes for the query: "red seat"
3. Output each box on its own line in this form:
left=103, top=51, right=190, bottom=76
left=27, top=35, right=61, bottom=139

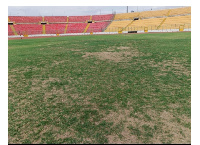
left=9, top=16, right=42, bottom=23
left=8, top=25, right=14, bottom=35
left=8, top=15, right=113, bottom=35
left=92, top=14, right=113, bottom=21
left=14, top=24, right=43, bottom=35
left=68, top=16, right=90, bottom=22
left=67, top=23, right=88, bottom=33
left=44, top=16, right=68, bottom=23
left=87, top=22, right=110, bottom=32
left=45, top=24, right=66, bottom=34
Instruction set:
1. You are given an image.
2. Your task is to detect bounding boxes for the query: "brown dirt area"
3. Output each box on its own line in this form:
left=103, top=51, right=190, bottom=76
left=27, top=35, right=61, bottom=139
left=100, top=108, right=190, bottom=144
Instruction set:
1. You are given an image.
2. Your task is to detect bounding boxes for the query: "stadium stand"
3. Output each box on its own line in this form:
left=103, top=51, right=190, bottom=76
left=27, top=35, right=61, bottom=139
left=161, top=15, right=191, bottom=29
left=66, top=23, right=88, bottom=33
left=87, top=22, right=110, bottom=32
left=104, top=20, right=132, bottom=32
left=68, top=16, right=91, bottom=22
left=169, top=7, right=191, bottom=16
left=114, top=12, right=140, bottom=20
left=44, top=16, right=68, bottom=23
left=114, top=7, right=191, bottom=20
left=14, top=24, right=43, bottom=35
left=138, top=9, right=171, bottom=19
left=92, top=14, right=114, bottom=21
left=106, top=15, right=191, bottom=32
left=8, top=16, right=42, bottom=23
left=45, top=24, right=67, bottom=34
left=127, top=17, right=165, bottom=31
left=8, top=7, right=191, bottom=36
left=105, top=7, right=191, bottom=32
left=8, top=25, right=14, bottom=35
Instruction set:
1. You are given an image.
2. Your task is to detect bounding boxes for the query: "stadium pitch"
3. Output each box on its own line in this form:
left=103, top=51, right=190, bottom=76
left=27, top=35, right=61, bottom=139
left=8, top=32, right=191, bottom=144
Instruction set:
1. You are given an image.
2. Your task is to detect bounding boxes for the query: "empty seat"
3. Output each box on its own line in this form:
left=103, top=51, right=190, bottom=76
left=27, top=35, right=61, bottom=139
left=67, top=23, right=88, bottom=33
left=45, top=24, right=66, bottom=34
left=44, top=16, right=68, bottom=23
left=68, top=16, right=90, bottom=22
left=92, top=14, right=114, bottom=21
left=14, top=24, right=43, bottom=35
left=8, top=25, right=14, bottom=35
left=104, top=20, right=132, bottom=32
left=8, top=16, right=43, bottom=23
left=87, top=22, right=110, bottom=32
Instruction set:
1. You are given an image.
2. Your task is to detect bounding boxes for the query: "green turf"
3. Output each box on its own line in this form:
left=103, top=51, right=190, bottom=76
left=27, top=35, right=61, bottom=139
left=8, top=32, right=191, bottom=143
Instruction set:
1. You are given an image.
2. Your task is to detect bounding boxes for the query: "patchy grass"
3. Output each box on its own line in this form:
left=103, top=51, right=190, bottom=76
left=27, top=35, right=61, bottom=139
left=8, top=32, right=191, bottom=143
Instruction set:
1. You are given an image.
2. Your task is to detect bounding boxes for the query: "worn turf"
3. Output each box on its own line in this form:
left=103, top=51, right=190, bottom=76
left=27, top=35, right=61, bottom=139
left=8, top=32, right=191, bottom=144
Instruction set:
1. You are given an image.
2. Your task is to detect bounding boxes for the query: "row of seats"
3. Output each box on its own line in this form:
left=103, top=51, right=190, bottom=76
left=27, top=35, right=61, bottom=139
left=8, top=7, right=191, bottom=35
left=92, top=14, right=114, bottom=21
left=8, top=22, right=110, bottom=35
left=9, top=16, right=43, bottom=23
left=8, top=25, right=14, bottom=35
left=87, top=22, right=110, bottom=32
left=68, top=16, right=91, bottom=22
left=8, top=7, right=190, bottom=24
left=45, top=24, right=66, bottom=34
left=44, top=16, right=68, bottom=23
left=14, top=24, right=43, bottom=35
left=9, top=15, right=190, bottom=35
left=66, top=23, right=88, bottom=33
left=114, top=7, right=191, bottom=20
left=105, top=15, right=191, bottom=32
left=8, top=14, right=114, bottom=23
left=104, top=20, right=132, bottom=32
left=169, top=7, right=191, bottom=16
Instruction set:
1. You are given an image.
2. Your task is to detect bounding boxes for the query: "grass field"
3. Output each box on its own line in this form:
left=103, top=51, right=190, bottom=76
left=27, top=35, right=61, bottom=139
left=8, top=32, right=191, bottom=144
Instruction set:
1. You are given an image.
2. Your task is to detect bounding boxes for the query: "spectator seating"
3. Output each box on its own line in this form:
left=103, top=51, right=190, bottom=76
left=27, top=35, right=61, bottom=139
left=92, top=14, right=113, bottom=21
left=138, top=9, right=171, bottom=19
left=169, top=7, right=191, bottom=16
left=8, top=25, right=14, bottom=35
left=87, top=22, right=110, bottom=32
left=45, top=24, right=66, bottom=34
left=8, top=16, right=42, bottom=23
left=114, top=12, right=140, bottom=20
left=114, top=7, right=191, bottom=20
left=44, top=16, right=68, bottom=23
left=104, top=20, right=132, bottom=32
left=106, top=15, right=191, bottom=32
left=8, top=7, right=191, bottom=35
left=14, top=24, right=43, bottom=35
left=68, top=16, right=91, bottom=22
left=66, top=23, right=88, bottom=33
left=127, top=17, right=166, bottom=31
left=161, top=15, right=191, bottom=29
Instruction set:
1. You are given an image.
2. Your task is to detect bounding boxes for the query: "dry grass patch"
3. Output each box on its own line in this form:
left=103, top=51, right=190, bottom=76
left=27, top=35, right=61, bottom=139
left=83, top=52, right=133, bottom=62
left=51, top=60, right=66, bottom=66
left=159, top=111, right=191, bottom=143
left=57, top=128, right=76, bottom=140
left=82, top=45, right=151, bottom=63
left=150, top=58, right=190, bottom=77
left=117, top=46, right=130, bottom=50
left=102, top=109, right=144, bottom=143
left=102, top=108, right=190, bottom=144
left=71, top=49, right=82, bottom=52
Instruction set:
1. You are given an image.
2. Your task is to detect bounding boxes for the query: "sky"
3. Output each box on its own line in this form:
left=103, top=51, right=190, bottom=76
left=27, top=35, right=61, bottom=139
left=8, top=6, right=186, bottom=16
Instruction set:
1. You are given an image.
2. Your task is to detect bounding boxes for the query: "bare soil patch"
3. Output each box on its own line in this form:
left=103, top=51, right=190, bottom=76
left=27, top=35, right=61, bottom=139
left=83, top=52, right=136, bottom=62
left=159, top=111, right=191, bottom=143
left=151, top=58, right=190, bottom=77
left=101, top=108, right=190, bottom=144
left=117, top=46, right=130, bottom=50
